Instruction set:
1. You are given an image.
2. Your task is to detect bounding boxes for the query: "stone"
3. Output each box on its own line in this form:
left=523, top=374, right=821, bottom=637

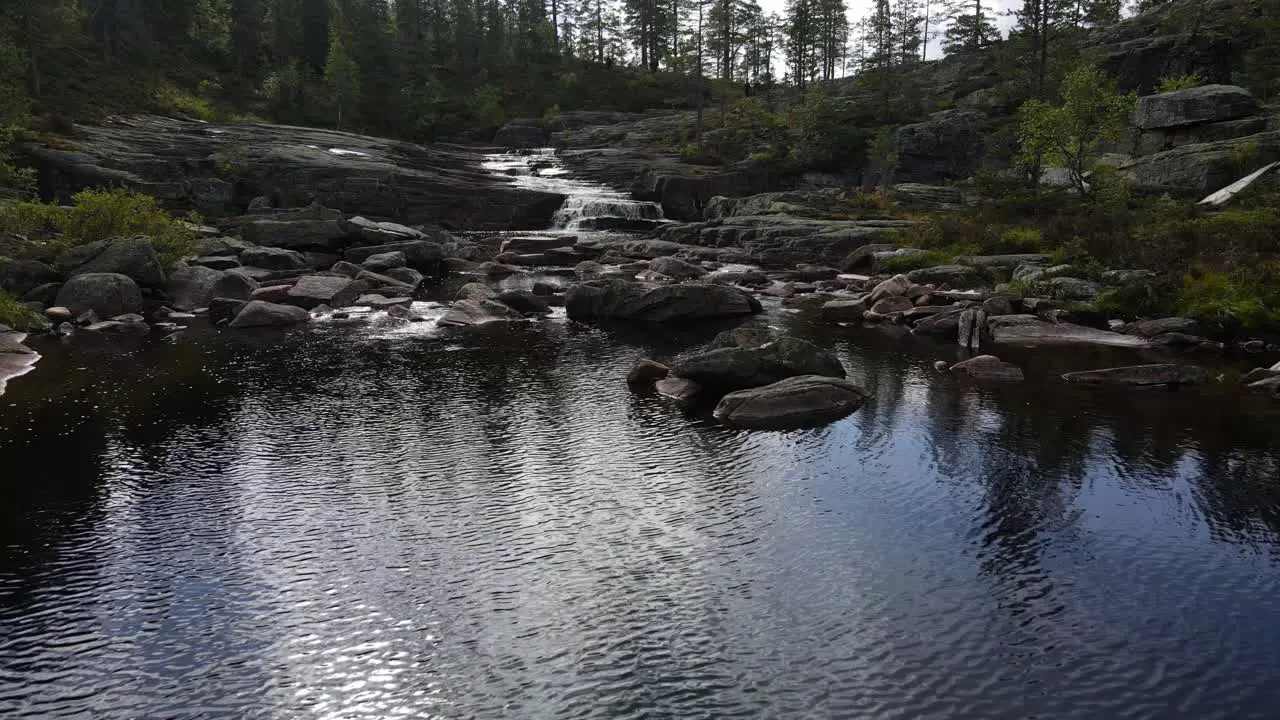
left=437, top=298, right=524, bottom=326
left=477, top=261, right=526, bottom=277
left=58, top=237, right=166, bottom=286
left=493, top=121, right=548, bottom=148
left=627, top=359, right=670, bottom=385
left=840, top=244, right=897, bottom=272
left=869, top=296, right=914, bottom=315
left=241, top=246, right=307, bottom=271
left=54, top=273, right=142, bottom=318
left=894, top=109, right=988, bottom=183
left=241, top=219, right=348, bottom=250
left=1248, top=375, right=1280, bottom=396
left=786, top=265, right=840, bottom=282
left=955, top=253, right=1053, bottom=268
left=1040, top=277, right=1103, bottom=301
left=958, top=308, right=987, bottom=350
left=1241, top=367, right=1280, bottom=384
left=906, top=264, right=984, bottom=288
left=762, top=283, right=796, bottom=298
left=669, top=336, right=845, bottom=392
left=45, top=306, right=73, bottom=321
left=193, top=256, right=241, bottom=271
left=331, top=260, right=363, bottom=278
left=982, top=296, right=1016, bottom=316
left=648, top=256, right=708, bottom=279
left=709, top=327, right=773, bottom=350
left=356, top=294, right=413, bottom=308
left=0, top=259, right=60, bottom=297
left=285, top=275, right=359, bottom=310
left=207, top=297, right=247, bottom=324
left=1062, top=364, right=1213, bottom=386
left=950, top=355, right=1024, bottom=381
left=386, top=304, right=413, bottom=320
left=164, top=265, right=226, bottom=311
left=73, top=310, right=99, bottom=326
left=247, top=195, right=273, bottom=212
left=820, top=298, right=869, bottom=323
left=210, top=270, right=260, bottom=301
left=0, top=333, right=35, bottom=354
left=1133, top=85, right=1260, bottom=131
left=384, top=267, right=424, bottom=287
left=1121, top=317, right=1199, bottom=338
left=566, top=280, right=761, bottom=324
left=654, top=377, right=704, bottom=407
left=354, top=270, right=413, bottom=293
left=345, top=241, right=443, bottom=274
left=575, top=260, right=607, bottom=279
left=229, top=300, right=311, bottom=328
left=361, top=251, right=407, bottom=272
left=867, top=275, right=914, bottom=304
left=714, top=375, right=870, bottom=430
left=250, top=284, right=294, bottom=303
left=1120, top=130, right=1280, bottom=195
left=496, top=290, right=551, bottom=315
left=988, top=315, right=1151, bottom=348
left=456, top=283, right=497, bottom=301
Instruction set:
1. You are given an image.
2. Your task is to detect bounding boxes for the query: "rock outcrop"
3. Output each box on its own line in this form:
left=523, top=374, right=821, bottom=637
left=1133, top=85, right=1260, bottom=130
left=713, top=375, right=870, bottom=430
left=565, top=280, right=761, bottom=324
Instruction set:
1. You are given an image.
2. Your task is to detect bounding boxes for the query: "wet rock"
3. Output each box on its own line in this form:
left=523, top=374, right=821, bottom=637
left=354, top=270, right=413, bottom=294
left=907, top=264, right=984, bottom=288
left=820, top=298, right=869, bottom=323
left=456, top=283, right=497, bottom=301
left=360, top=250, right=407, bottom=273
left=165, top=265, right=225, bottom=311
left=669, top=336, right=845, bottom=392
left=58, top=237, right=166, bottom=287
left=648, top=256, right=707, bottom=279
left=762, top=283, right=796, bottom=298
left=982, top=296, right=1016, bottom=316
left=249, top=284, right=294, bottom=303
left=709, top=327, right=773, bottom=350
left=330, top=260, right=363, bottom=278
left=532, top=281, right=559, bottom=296
left=786, top=264, right=840, bottom=282
left=229, top=300, right=311, bottom=328
left=714, top=375, right=870, bottom=430
left=54, top=273, right=143, bottom=318
left=1133, top=85, right=1260, bottom=130
left=949, top=355, right=1024, bottom=381
left=384, top=267, right=424, bottom=287
left=710, top=268, right=771, bottom=287
left=0, top=259, right=60, bottom=297
left=654, top=377, right=703, bottom=407
left=1241, top=367, right=1280, bottom=384
left=496, top=290, right=551, bottom=315
left=345, top=241, right=443, bottom=274
left=574, top=260, right=607, bottom=279
left=477, top=261, right=526, bottom=277
left=0, top=332, right=35, bottom=354
left=386, top=304, right=413, bottom=320
left=210, top=270, right=260, bottom=301
left=356, top=294, right=413, bottom=308
left=241, top=219, right=348, bottom=250
left=83, top=319, right=149, bottom=336
left=870, top=296, right=914, bottom=315
left=988, top=315, right=1151, bottom=348
left=566, top=280, right=761, bottom=324
left=867, top=274, right=914, bottom=304
left=241, top=246, right=307, bottom=271
left=958, top=308, right=987, bottom=350
left=1062, top=364, right=1213, bottom=386
left=627, top=358, right=670, bottom=385
left=1150, top=331, right=1210, bottom=347
left=207, top=297, right=248, bottom=324
left=303, top=251, right=341, bottom=270
left=285, top=275, right=359, bottom=310
left=437, top=298, right=524, bottom=326
left=73, top=310, right=99, bottom=326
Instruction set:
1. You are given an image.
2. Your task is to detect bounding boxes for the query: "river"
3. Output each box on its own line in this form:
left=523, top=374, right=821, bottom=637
left=2, top=152, right=1280, bottom=719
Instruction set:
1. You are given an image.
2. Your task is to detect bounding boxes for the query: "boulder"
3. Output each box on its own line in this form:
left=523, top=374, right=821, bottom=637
left=384, top=267, right=424, bottom=287
left=165, top=265, right=226, bottom=311
left=250, top=284, right=295, bottom=303
left=285, top=275, right=360, bottom=309
left=1240, top=367, right=1280, bottom=384
left=83, top=319, right=149, bottom=336
left=241, top=246, right=307, bottom=270
left=476, top=261, right=526, bottom=277
left=330, top=260, right=363, bottom=277
left=361, top=251, right=407, bottom=272
left=1120, top=317, right=1198, bottom=338
left=437, top=298, right=525, bottom=326
left=669, top=336, right=845, bottom=391
left=192, top=256, right=241, bottom=271
left=241, top=219, right=349, bottom=250
left=894, top=109, right=988, bottom=183
left=906, top=264, right=984, bottom=288
left=0, top=259, right=60, bottom=297
left=354, top=270, right=413, bottom=294
left=950, top=355, right=1024, bottom=381
left=1133, top=85, right=1260, bottom=131
left=207, top=297, right=247, bottom=324
left=210, top=270, right=261, bottom=301
left=713, top=375, right=870, bottom=430
left=53, top=273, right=142, bottom=318
left=1040, top=277, right=1103, bottom=301
left=627, top=359, right=670, bottom=385
left=870, top=296, right=914, bottom=315
left=839, top=244, right=897, bottom=272
left=228, top=300, right=311, bottom=328
left=456, top=283, right=498, bottom=301
left=496, top=290, right=551, bottom=315
left=820, top=298, right=869, bottom=323
left=982, top=296, right=1016, bottom=316
left=654, top=377, right=704, bottom=407
left=709, top=327, right=773, bottom=350
left=1062, top=363, right=1213, bottom=386
left=955, top=253, right=1053, bottom=268
left=867, top=274, right=914, bottom=304
left=988, top=315, right=1151, bottom=348
left=648, top=256, right=707, bottom=279
left=565, top=280, right=761, bottom=324
left=356, top=294, right=413, bottom=308
left=58, top=237, right=166, bottom=286
left=0, top=332, right=35, bottom=354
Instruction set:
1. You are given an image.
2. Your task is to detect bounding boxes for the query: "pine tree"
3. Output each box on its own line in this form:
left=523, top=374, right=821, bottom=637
left=943, top=0, right=997, bottom=53
left=891, top=0, right=924, bottom=67
left=324, top=25, right=361, bottom=130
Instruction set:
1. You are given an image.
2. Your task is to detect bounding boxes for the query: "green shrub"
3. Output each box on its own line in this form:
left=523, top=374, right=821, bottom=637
left=153, top=83, right=219, bottom=122
left=0, top=289, right=39, bottom=330
left=0, top=126, right=36, bottom=198
left=1177, top=271, right=1278, bottom=330
left=999, top=227, right=1043, bottom=251
left=881, top=243, right=983, bottom=272
left=1, top=189, right=197, bottom=264
left=1156, top=72, right=1205, bottom=93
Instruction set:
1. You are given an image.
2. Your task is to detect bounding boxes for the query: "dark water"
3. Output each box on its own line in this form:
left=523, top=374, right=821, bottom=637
left=4, top=298, right=1280, bottom=719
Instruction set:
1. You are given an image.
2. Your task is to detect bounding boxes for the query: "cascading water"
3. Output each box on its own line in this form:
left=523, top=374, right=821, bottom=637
left=481, top=149, right=666, bottom=233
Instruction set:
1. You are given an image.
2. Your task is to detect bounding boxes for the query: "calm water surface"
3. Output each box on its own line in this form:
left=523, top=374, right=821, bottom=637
left=3, top=301, right=1280, bottom=719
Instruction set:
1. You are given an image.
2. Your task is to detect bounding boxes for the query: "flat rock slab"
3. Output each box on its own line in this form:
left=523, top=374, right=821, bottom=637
left=714, top=375, right=870, bottom=430
left=951, top=355, right=1024, bottom=381
left=1063, top=364, right=1213, bottom=386
left=988, top=316, right=1151, bottom=348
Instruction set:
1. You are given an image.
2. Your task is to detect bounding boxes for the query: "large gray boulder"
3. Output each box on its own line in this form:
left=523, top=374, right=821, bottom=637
left=210, top=270, right=260, bottom=301
left=1062, top=364, right=1213, bottom=386
left=565, top=280, right=761, bottom=324
left=714, top=375, right=870, bottom=430
left=1120, top=130, right=1280, bottom=194
left=285, top=275, right=360, bottom=309
left=54, top=273, right=142, bottom=317
left=949, top=355, right=1024, bottom=381
left=228, top=300, right=311, bottom=328
left=241, top=220, right=348, bottom=250
left=1133, top=85, right=1260, bottom=130
left=0, top=259, right=60, bottom=297
left=344, top=241, right=443, bottom=274
left=1120, top=317, right=1198, bottom=338
left=437, top=298, right=524, bottom=326
left=906, top=264, right=984, bottom=288
left=165, top=265, right=225, bottom=310
left=894, top=110, right=988, bottom=183
left=57, top=237, right=166, bottom=286
left=241, top=246, right=307, bottom=270
left=648, top=256, right=707, bottom=279
left=669, top=336, right=845, bottom=391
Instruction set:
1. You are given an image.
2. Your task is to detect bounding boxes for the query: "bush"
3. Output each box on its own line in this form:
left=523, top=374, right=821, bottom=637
left=153, top=83, right=219, bottom=122
left=881, top=243, right=983, bottom=272
left=0, top=289, right=39, bottom=330
left=1156, top=72, right=1205, bottom=93
left=1177, top=271, right=1278, bottom=330
left=0, top=188, right=197, bottom=264
left=0, top=126, right=35, bottom=199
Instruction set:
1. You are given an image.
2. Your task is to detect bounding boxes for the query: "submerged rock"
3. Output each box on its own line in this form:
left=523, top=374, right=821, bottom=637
left=708, top=327, right=773, bottom=350
left=437, top=299, right=524, bottom=326
left=496, top=290, right=551, bottom=315
left=1062, top=364, right=1213, bottom=386
left=627, top=358, right=670, bottom=385
left=949, top=355, right=1024, bottom=381
left=987, top=315, right=1151, bottom=348
left=714, top=375, right=870, bottom=430
left=669, top=336, right=845, bottom=391
left=654, top=377, right=703, bottom=407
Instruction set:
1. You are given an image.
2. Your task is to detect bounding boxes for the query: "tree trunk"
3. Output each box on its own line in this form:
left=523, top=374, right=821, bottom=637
left=25, top=4, right=41, bottom=97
